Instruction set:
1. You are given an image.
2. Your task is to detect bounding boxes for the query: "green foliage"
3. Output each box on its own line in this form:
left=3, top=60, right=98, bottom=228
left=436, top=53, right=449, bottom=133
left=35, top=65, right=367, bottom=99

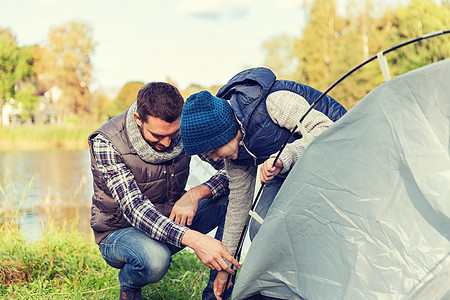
left=44, top=21, right=97, bottom=117
left=181, top=83, right=208, bottom=101
left=3, top=0, right=449, bottom=123
left=293, top=0, right=345, bottom=92
left=14, top=85, right=39, bottom=121
left=385, top=0, right=450, bottom=75
left=64, top=115, right=85, bottom=126
left=0, top=126, right=98, bottom=151
left=326, top=0, right=387, bottom=109
left=115, top=81, right=144, bottom=110
left=103, top=98, right=123, bottom=120
left=0, top=29, right=18, bottom=102
left=89, top=89, right=112, bottom=123
left=0, top=28, right=35, bottom=115
left=143, top=251, right=210, bottom=299
left=262, top=0, right=450, bottom=109
left=100, top=81, right=145, bottom=119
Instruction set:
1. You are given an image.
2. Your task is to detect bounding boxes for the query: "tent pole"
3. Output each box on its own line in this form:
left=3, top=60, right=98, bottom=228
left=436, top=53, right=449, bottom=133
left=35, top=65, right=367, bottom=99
left=221, top=29, right=450, bottom=298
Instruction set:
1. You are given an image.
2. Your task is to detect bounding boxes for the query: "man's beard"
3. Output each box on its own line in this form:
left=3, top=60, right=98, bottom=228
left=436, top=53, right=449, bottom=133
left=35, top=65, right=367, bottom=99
left=139, top=126, right=167, bottom=152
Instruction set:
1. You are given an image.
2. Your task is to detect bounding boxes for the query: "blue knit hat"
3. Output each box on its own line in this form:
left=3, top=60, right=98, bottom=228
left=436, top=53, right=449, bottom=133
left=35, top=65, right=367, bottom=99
left=181, top=90, right=239, bottom=156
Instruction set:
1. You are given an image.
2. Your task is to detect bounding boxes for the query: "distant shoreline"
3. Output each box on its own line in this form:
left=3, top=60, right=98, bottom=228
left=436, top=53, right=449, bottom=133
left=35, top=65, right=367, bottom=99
left=0, top=125, right=99, bottom=151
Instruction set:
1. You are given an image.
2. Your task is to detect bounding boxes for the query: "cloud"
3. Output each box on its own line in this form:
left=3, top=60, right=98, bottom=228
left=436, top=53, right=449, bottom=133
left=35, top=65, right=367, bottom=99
left=176, top=0, right=251, bottom=19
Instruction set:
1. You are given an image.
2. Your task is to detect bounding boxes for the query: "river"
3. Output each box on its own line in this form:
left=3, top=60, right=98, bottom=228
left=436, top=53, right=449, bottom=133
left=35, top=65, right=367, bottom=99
left=0, top=150, right=216, bottom=242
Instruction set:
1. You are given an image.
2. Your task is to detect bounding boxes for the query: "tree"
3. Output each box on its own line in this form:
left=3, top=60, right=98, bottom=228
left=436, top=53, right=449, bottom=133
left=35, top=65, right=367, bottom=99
left=32, top=44, right=56, bottom=95
left=115, top=81, right=144, bottom=112
left=261, top=34, right=298, bottom=79
left=177, top=82, right=221, bottom=102
left=43, top=21, right=96, bottom=119
left=326, top=0, right=450, bottom=109
left=89, top=89, right=111, bottom=124
left=98, top=81, right=144, bottom=119
left=293, top=0, right=345, bottom=91
left=0, top=28, right=36, bottom=125
left=384, top=0, right=450, bottom=75
left=180, top=83, right=204, bottom=101
left=327, top=0, right=389, bottom=109
left=260, top=0, right=450, bottom=110
left=14, top=86, right=38, bottom=122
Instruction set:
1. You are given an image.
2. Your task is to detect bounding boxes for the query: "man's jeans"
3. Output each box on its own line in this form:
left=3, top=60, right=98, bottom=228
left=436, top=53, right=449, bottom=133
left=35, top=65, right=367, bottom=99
left=98, top=195, right=228, bottom=299
left=248, top=175, right=285, bottom=241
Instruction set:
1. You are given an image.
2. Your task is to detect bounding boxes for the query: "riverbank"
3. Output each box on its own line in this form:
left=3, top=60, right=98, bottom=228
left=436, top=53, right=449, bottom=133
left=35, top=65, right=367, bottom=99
left=0, top=176, right=209, bottom=299
left=0, top=220, right=210, bottom=299
left=0, top=126, right=99, bottom=151
left=0, top=126, right=217, bottom=299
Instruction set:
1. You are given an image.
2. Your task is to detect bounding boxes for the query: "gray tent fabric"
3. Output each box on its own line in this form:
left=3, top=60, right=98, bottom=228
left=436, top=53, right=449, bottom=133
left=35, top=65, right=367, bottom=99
left=232, top=59, right=450, bottom=300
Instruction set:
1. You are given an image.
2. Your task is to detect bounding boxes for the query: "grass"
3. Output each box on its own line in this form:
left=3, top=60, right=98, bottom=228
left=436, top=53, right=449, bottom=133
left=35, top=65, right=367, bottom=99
left=0, top=126, right=99, bottom=151
left=0, top=179, right=212, bottom=299
left=0, top=221, right=211, bottom=299
left=0, top=174, right=34, bottom=224
left=0, top=221, right=119, bottom=299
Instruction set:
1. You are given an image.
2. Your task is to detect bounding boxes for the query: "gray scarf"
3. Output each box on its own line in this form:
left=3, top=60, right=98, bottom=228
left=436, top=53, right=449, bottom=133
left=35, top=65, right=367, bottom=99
left=126, top=101, right=184, bottom=164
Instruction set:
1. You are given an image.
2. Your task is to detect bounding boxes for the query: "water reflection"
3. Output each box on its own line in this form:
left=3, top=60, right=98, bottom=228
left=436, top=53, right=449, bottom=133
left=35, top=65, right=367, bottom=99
left=0, top=150, right=215, bottom=242
left=0, top=150, right=94, bottom=241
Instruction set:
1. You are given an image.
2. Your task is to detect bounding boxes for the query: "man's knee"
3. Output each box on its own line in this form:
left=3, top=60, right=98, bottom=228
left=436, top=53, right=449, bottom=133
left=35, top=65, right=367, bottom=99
left=119, top=240, right=172, bottom=286
left=138, top=246, right=172, bottom=284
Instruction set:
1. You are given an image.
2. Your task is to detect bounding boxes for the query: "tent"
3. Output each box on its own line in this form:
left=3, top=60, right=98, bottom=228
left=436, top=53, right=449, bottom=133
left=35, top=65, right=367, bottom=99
left=232, top=58, right=450, bottom=299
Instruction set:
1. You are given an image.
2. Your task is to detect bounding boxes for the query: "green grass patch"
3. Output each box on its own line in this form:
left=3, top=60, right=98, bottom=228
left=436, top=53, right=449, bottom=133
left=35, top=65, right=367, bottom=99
left=143, top=250, right=211, bottom=299
left=0, top=221, right=211, bottom=299
left=0, top=126, right=99, bottom=151
left=0, top=221, right=119, bottom=299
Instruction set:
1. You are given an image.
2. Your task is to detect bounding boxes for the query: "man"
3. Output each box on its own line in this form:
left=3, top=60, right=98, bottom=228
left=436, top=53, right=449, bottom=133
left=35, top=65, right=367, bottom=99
left=179, top=67, right=347, bottom=299
left=88, top=82, right=240, bottom=300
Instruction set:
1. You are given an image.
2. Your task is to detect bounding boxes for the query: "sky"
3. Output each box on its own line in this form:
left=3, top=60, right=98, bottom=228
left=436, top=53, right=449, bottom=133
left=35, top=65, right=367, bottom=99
left=0, top=0, right=306, bottom=95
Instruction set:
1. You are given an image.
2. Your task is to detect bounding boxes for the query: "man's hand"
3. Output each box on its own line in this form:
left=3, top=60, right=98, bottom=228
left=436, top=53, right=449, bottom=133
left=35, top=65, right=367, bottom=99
left=213, top=270, right=233, bottom=300
left=181, top=230, right=240, bottom=273
left=260, top=157, right=283, bottom=184
left=169, top=185, right=211, bottom=226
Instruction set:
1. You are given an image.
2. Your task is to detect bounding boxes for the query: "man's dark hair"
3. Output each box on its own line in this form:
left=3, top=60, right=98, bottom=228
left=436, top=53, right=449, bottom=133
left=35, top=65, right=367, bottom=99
left=136, top=82, right=184, bottom=123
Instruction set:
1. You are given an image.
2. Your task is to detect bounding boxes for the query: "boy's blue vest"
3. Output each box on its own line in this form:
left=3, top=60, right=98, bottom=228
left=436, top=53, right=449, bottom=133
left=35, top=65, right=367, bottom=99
left=216, top=67, right=347, bottom=166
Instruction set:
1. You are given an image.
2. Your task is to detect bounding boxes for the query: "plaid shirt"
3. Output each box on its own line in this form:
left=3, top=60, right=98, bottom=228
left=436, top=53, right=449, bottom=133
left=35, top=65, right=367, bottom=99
left=92, top=134, right=228, bottom=247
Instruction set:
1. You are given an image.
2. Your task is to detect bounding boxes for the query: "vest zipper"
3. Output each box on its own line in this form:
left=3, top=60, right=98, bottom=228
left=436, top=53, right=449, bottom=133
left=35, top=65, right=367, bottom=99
left=167, top=160, right=175, bottom=201
left=236, top=118, right=258, bottom=165
left=171, top=160, right=175, bottom=178
left=164, top=164, right=170, bottom=201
